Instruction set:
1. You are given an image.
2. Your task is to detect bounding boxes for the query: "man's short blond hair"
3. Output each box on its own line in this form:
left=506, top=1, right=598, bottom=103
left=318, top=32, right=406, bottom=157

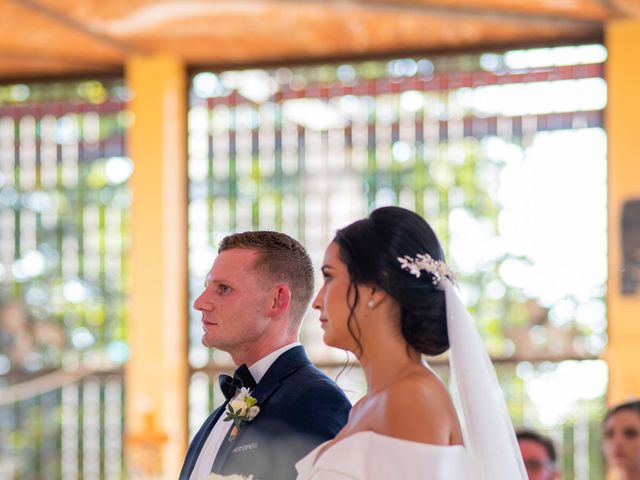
left=219, top=231, right=314, bottom=328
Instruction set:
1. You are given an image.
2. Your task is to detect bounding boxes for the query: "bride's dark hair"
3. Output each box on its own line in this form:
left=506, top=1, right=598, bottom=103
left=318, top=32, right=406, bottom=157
left=334, top=206, right=449, bottom=356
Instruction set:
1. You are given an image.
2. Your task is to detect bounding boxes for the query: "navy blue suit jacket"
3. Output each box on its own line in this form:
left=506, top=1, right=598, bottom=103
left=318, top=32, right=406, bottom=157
left=179, top=345, right=351, bottom=480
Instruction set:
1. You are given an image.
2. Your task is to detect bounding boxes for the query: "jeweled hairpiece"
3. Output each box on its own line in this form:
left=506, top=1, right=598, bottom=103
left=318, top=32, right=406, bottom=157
left=397, top=253, right=455, bottom=285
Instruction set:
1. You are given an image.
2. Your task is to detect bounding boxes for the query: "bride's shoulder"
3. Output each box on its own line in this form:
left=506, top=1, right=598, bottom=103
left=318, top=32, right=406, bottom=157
left=374, top=373, right=461, bottom=445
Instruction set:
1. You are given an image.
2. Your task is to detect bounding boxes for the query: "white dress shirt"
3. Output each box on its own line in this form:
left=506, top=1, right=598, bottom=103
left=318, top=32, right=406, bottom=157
left=189, top=342, right=301, bottom=479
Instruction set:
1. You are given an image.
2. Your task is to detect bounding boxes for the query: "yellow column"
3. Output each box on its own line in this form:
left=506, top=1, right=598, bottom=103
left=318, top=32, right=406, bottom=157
left=605, top=20, right=640, bottom=405
left=125, top=55, right=188, bottom=478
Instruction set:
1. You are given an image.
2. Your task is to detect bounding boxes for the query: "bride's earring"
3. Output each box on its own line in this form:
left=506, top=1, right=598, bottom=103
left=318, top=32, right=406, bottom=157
left=367, top=287, right=377, bottom=309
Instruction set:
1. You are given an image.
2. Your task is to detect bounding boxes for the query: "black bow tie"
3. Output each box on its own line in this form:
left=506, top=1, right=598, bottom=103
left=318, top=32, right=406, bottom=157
left=219, top=364, right=257, bottom=400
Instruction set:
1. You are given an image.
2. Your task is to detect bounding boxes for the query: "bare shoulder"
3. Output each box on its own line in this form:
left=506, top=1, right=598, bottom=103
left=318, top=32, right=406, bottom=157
left=374, top=369, right=463, bottom=445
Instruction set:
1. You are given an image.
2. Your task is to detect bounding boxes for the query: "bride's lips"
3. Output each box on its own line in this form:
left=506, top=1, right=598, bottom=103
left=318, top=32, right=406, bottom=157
left=319, top=318, right=328, bottom=327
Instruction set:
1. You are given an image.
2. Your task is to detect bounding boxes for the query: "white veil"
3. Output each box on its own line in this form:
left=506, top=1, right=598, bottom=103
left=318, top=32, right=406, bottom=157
left=441, top=279, right=528, bottom=479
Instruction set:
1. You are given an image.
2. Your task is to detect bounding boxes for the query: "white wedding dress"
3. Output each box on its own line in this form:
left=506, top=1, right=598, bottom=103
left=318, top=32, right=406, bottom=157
left=295, top=431, right=474, bottom=479
left=296, top=278, right=527, bottom=480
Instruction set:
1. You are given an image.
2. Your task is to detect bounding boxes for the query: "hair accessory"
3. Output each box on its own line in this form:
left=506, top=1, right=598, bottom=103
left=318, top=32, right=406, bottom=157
left=397, top=253, right=455, bottom=285
left=367, top=300, right=375, bottom=309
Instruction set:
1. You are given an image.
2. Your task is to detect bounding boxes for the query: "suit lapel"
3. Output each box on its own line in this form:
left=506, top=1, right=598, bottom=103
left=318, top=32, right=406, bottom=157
left=210, top=413, right=238, bottom=472
left=251, top=345, right=311, bottom=404
left=211, top=346, right=311, bottom=472
left=181, top=402, right=227, bottom=479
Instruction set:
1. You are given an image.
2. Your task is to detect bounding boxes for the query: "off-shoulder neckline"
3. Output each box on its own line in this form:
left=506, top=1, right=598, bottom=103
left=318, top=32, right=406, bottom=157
left=305, top=430, right=466, bottom=468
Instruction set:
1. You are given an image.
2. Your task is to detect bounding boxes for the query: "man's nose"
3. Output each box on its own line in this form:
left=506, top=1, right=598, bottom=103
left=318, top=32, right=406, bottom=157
left=193, top=291, right=212, bottom=311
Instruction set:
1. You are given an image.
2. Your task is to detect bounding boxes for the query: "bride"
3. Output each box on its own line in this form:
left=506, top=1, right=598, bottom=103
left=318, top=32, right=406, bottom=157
left=296, top=206, right=527, bottom=479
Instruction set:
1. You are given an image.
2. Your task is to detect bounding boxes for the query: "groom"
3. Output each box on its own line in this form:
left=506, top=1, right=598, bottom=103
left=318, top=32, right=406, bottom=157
left=179, top=231, right=351, bottom=480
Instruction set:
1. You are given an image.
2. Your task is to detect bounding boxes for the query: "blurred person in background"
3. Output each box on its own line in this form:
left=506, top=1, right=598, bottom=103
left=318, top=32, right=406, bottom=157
left=603, top=400, right=640, bottom=480
left=517, top=429, right=560, bottom=480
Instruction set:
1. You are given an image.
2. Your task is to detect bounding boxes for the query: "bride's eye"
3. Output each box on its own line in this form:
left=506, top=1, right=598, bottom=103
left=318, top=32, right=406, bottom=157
left=321, top=269, right=332, bottom=283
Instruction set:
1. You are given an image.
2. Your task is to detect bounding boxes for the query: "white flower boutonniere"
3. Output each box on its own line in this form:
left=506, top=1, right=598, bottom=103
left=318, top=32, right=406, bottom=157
left=224, top=387, right=260, bottom=441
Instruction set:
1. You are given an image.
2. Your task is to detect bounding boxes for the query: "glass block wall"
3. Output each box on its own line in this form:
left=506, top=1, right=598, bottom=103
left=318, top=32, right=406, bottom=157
left=0, top=80, right=131, bottom=480
left=187, top=45, right=608, bottom=479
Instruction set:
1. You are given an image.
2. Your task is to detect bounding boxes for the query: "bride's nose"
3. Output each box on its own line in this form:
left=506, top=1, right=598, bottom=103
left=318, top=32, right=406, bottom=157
left=312, top=290, right=322, bottom=311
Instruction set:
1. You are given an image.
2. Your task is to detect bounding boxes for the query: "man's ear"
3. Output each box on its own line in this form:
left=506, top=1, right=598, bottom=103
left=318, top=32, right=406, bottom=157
left=268, top=284, right=291, bottom=317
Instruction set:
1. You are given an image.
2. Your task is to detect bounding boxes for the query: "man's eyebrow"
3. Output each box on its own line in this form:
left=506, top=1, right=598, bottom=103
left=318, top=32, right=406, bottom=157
left=204, top=276, right=225, bottom=287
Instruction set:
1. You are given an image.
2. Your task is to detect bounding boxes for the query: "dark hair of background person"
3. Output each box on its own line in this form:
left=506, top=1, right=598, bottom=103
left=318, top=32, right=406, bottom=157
left=604, top=399, right=640, bottom=423
left=219, top=231, right=315, bottom=328
left=516, top=429, right=557, bottom=464
left=334, top=206, right=449, bottom=357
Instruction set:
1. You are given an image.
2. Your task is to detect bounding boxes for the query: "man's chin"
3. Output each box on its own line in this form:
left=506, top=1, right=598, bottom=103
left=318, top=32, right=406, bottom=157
left=203, top=336, right=231, bottom=352
left=202, top=336, right=216, bottom=349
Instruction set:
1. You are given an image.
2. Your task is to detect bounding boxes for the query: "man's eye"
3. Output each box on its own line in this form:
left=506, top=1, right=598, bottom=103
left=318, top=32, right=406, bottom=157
left=217, top=285, right=230, bottom=294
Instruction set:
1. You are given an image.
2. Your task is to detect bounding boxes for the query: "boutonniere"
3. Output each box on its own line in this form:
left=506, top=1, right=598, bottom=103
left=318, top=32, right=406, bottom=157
left=224, top=387, right=260, bottom=441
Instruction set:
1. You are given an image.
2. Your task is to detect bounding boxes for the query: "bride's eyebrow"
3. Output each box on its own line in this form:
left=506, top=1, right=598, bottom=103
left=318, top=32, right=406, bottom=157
left=321, top=265, right=335, bottom=272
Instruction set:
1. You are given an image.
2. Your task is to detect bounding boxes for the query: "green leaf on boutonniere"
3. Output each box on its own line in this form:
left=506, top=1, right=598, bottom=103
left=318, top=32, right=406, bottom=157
left=223, top=387, right=261, bottom=441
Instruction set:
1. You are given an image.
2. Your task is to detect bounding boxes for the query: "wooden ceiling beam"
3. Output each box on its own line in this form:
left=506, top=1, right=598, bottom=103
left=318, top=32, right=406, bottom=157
left=272, top=0, right=608, bottom=27
left=608, top=0, right=640, bottom=16
left=0, top=49, right=120, bottom=67
left=0, top=0, right=624, bottom=80
left=7, top=0, right=147, bottom=54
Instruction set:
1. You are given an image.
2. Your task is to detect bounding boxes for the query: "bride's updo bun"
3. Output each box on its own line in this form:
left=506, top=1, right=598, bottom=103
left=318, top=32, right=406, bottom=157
left=334, top=206, right=449, bottom=356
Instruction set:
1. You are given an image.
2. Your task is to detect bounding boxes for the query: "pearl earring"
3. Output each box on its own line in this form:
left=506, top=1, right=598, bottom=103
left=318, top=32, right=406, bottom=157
left=367, top=300, right=375, bottom=309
